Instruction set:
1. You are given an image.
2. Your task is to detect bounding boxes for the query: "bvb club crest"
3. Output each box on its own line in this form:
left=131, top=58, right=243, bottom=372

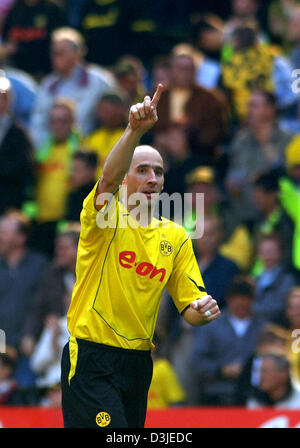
left=160, top=240, right=173, bottom=256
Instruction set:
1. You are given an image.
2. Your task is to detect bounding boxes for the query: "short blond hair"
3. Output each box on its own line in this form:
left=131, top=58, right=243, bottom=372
left=51, top=27, right=86, bottom=55
left=51, top=97, right=76, bottom=120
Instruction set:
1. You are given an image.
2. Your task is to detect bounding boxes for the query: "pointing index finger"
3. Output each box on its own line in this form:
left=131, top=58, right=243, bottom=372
left=151, top=83, right=163, bottom=107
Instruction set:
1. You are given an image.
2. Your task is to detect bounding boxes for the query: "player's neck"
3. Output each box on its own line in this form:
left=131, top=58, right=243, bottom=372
left=127, top=205, right=155, bottom=227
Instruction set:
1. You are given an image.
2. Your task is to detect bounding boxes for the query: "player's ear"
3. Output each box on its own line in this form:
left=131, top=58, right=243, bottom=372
left=122, top=175, right=128, bottom=185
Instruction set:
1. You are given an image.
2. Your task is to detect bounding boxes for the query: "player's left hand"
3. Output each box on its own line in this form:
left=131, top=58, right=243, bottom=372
left=190, top=295, right=221, bottom=323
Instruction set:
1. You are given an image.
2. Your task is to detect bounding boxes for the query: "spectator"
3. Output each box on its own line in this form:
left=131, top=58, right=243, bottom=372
left=150, top=56, right=171, bottom=93
left=29, top=287, right=71, bottom=388
left=252, top=169, right=294, bottom=272
left=236, top=323, right=289, bottom=405
left=1, top=65, right=38, bottom=129
left=120, top=0, right=158, bottom=65
left=144, top=0, right=194, bottom=58
left=190, top=276, right=265, bottom=405
left=64, top=151, right=98, bottom=223
left=226, top=89, right=291, bottom=223
left=29, top=26, right=116, bottom=148
left=191, top=16, right=224, bottom=89
left=21, top=230, right=79, bottom=354
left=0, top=346, right=18, bottom=405
left=0, top=210, right=48, bottom=349
left=114, top=55, right=147, bottom=110
left=81, top=0, right=159, bottom=67
left=267, top=0, right=295, bottom=48
left=0, top=345, right=44, bottom=405
left=39, top=382, right=62, bottom=407
left=82, top=92, right=127, bottom=178
left=287, top=7, right=300, bottom=71
left=79, top=0, right=125, bottom=67
left=159, top=216, right=240, bottom=404
left=184, top=166, right=253, bottom=271
left=170, top=42, right=217, bottom=90
left=30, top=98, right=80, bottom=256
left=1, top=0, right=67, bottom=79
left=247, top=353, right=300, bottom=408
left=0, top=72, right=34, bottom=216
left=152, top=123, right=201, bottom=199
left=223, top=18, right=298, bottom=133
left=224, top=0, right=261, bottom=39
left=153, top=53, right=229, bottom=163
left=222, top=25, right=273, bottom=122
left=193, top=216, right=240, bottom=310
left=147, top=334, right=186, bottom=409
left=253, top=233, right=296, bottom=324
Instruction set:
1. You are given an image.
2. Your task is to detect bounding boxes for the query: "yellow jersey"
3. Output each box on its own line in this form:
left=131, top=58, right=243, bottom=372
left=36, top=141, right=70, bottom=222
left=67, top=182, right=207, bottom=351
left=82, top=128, right=125, bottom=178
left=148, top=358, right=186, bottom=409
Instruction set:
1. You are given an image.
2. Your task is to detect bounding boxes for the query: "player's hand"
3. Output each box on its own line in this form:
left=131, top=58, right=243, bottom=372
left=128, top=83, right=163, bottom=133
left=190, top=295, right=221, bottom=323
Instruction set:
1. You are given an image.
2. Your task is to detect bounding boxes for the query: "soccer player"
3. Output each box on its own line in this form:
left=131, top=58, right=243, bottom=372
left=61, top=84, right=221, bottom=428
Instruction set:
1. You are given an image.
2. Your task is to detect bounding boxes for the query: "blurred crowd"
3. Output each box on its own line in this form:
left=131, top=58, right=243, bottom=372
left=0, top=0, right=300, bottom=411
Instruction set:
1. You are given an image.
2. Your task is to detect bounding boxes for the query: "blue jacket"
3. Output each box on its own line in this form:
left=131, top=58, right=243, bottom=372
left=189, top=311, right=265, bottom=405
left=200, top=253, right=240, bottom=309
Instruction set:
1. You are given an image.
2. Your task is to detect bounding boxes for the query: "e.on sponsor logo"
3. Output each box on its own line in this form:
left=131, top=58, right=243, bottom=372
left=260, top=416, right=300, bottom=428
left=119, top=250, right=166, bottom=282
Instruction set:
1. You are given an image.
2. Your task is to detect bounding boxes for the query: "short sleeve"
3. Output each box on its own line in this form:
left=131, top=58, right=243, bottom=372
left=166, top=236, right=207, bottom=315
left=80, top=182, right=120, bottom=240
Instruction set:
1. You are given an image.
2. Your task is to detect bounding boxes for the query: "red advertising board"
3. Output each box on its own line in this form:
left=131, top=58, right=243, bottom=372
left=146, top=407, right=300, bottom=428
left=0, top=407, right=300, bottom=428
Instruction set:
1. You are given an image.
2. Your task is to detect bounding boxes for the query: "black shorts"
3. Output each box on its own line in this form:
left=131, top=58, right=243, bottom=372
left=61, top=338, right=153, bottom=428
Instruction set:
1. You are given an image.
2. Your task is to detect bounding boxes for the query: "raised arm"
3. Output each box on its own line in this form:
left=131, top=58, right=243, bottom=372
left=95, top=84, right=163, bottom=204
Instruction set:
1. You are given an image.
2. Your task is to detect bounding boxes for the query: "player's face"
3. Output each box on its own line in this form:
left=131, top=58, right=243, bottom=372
left=49, top=106, right=74, bottom=141
left=226, top=295, right=253, bottom=319
left=257, top=239, right=282, bottom=270
left=54, top=236, right=77, bottom=269
left=124, top=148, right=164, bottom=208
left=252, top=186, right=277, bottom=213
left=170, top=55, right=195, bottom=88
left=194, top=218, right=221, bottom=255
left=247, top=92, right=274, bottom=124
left=0, top=218, right=24, bottom=256
left=286, top=294, right=300, bottom=328
left=259, top=358, right=287, bottom=393
left=70, top=158, right=95, bottom=188
left=51, top=40, right=79, bottom=75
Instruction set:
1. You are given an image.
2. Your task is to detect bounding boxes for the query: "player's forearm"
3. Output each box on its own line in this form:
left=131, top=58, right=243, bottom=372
left=182, top=296, right=221, bottom=326
left=99, top=125, right=144, bottom=193
left=182, top=306, right=208, bottom=327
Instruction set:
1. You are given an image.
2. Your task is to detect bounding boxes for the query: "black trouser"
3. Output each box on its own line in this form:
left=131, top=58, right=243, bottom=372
left=61, top=338, right=153, bottom=428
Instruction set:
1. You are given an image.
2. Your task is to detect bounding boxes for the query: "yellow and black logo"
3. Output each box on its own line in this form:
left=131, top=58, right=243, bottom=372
left=160, top=240, right=173, bottom=256
left=96, top=411, right=111, bottom=427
